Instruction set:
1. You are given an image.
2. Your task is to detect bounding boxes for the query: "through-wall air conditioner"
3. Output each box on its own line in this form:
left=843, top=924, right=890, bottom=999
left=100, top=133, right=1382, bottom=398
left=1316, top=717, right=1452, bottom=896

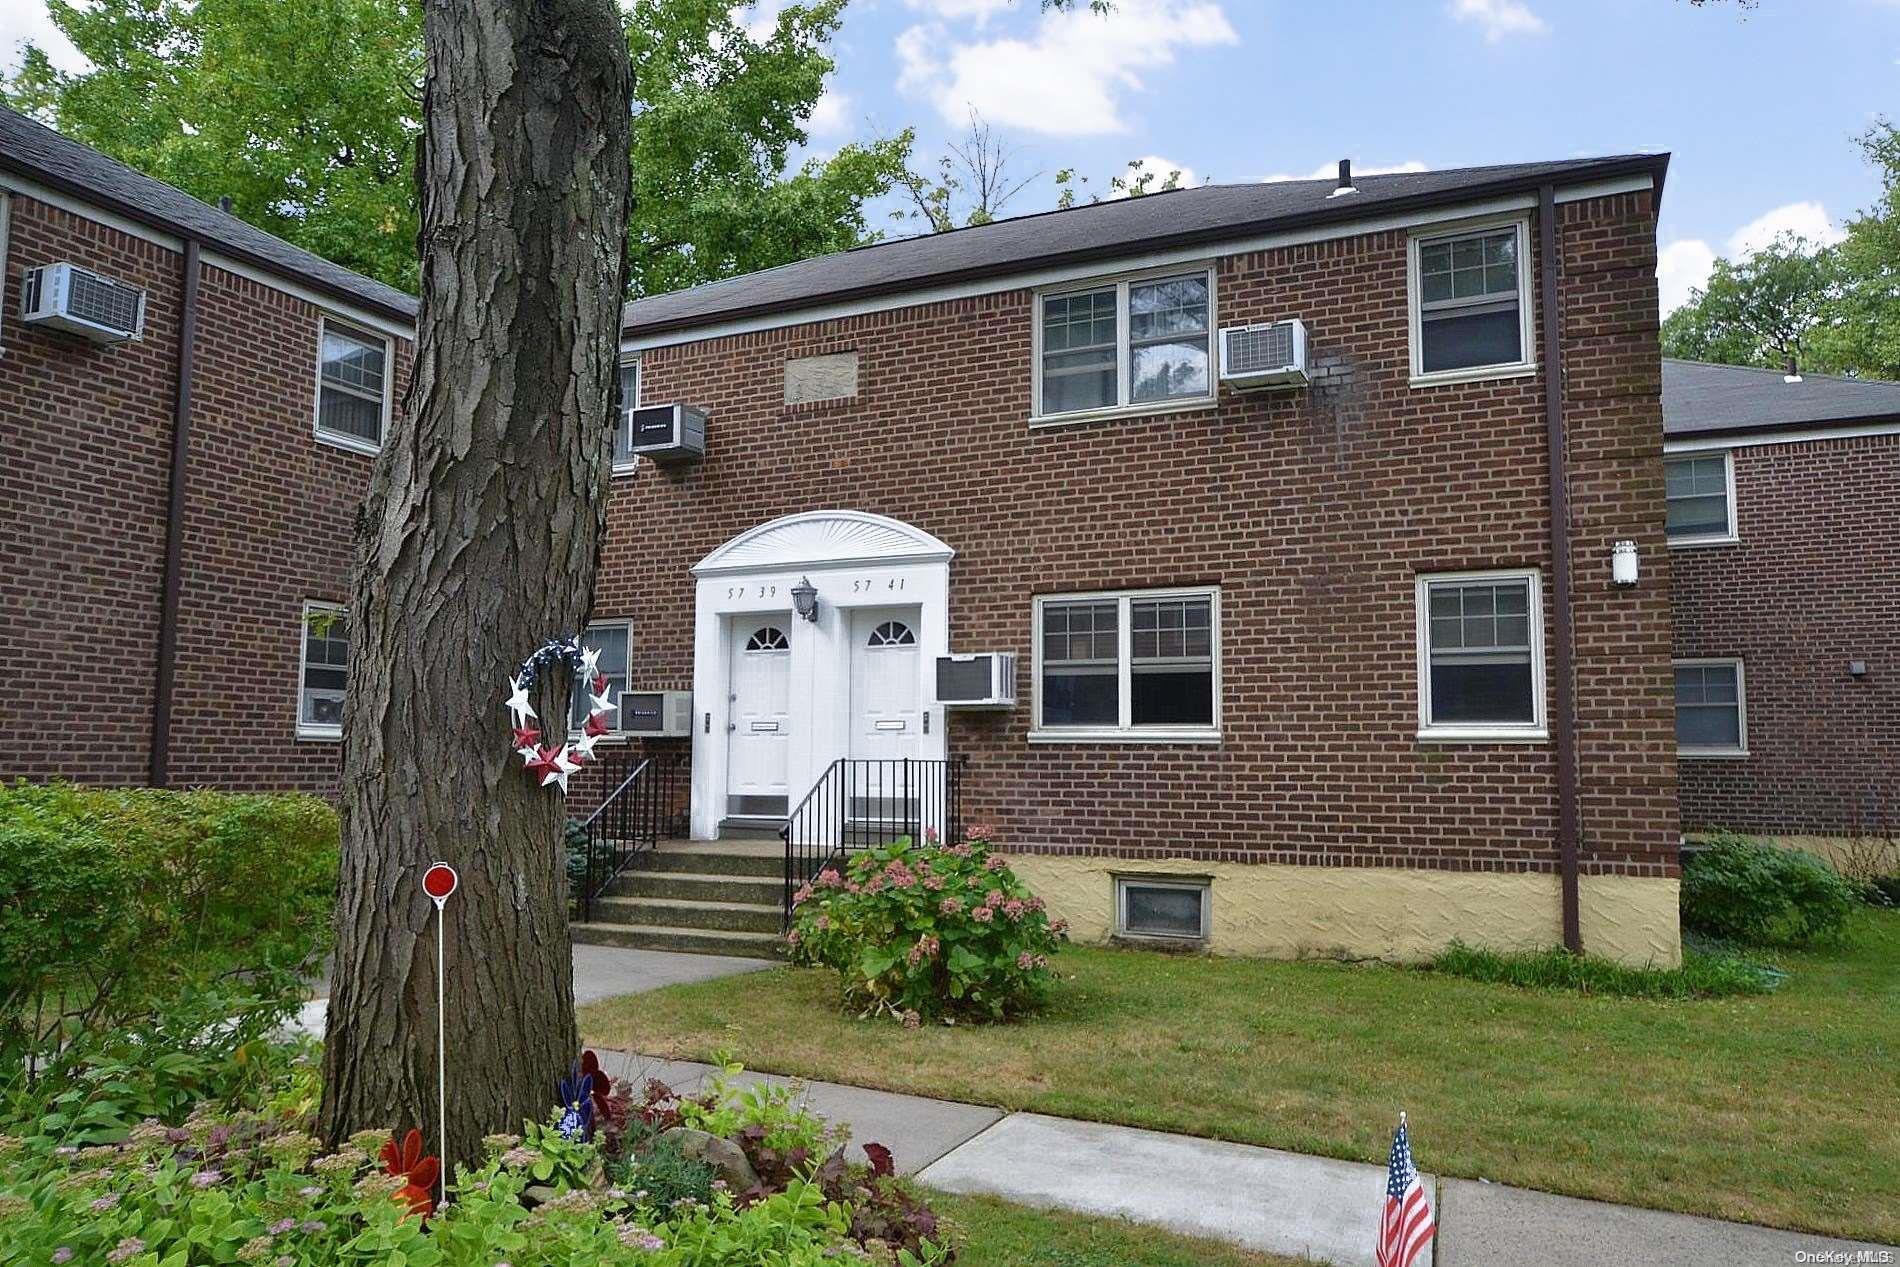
left=934, top=653, right=1017, bottom=709
left=619, top=689, right=693, bottom=738
left=627, top=404, right=707, bottom=463
left=20, top=262, right=148, bottom=344
left=1219, top=318, right=1308, bottom=390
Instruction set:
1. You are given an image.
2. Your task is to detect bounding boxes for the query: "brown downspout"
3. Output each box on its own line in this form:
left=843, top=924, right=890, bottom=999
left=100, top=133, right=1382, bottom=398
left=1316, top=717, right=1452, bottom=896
left=149, top=238, right=201, bottom=786
left=1539, top=184, right=1581, bottom=952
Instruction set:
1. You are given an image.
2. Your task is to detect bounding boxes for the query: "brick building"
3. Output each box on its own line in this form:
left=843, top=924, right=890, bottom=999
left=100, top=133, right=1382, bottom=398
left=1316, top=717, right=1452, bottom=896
left=5, top=106, right=1722, bottom=964
left=1662, top=358, right=1900, bottom=857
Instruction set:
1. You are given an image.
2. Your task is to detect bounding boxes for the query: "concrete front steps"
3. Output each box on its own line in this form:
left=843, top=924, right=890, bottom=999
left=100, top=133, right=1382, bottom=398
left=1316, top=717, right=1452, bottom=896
left=571, top=838, right=789, bottom=959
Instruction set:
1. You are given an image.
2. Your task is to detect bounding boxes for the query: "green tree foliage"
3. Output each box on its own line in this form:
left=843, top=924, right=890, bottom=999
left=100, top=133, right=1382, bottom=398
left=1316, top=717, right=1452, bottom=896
left=4, top=0, right=912, bottom=297
left=1663, top=119, right=1900, bottom=379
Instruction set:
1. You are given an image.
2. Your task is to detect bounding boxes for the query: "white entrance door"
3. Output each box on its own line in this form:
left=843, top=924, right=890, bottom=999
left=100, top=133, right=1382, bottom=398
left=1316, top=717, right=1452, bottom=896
left=727, top=620, right=792, bottom=818
left=848, top=608, right=923, bottom=825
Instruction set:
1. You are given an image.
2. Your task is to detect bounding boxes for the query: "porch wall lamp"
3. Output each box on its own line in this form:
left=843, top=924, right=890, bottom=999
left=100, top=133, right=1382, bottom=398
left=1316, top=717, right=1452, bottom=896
left=791, top=576, right=819, bottom=622
left=1611, top=539, right=1639, bottom=588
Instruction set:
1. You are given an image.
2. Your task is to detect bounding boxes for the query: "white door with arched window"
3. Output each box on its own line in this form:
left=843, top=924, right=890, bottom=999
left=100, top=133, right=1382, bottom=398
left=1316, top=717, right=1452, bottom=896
left=849, top=607, right=923, bottom=823
left=726, top=620, right=792, bottom=818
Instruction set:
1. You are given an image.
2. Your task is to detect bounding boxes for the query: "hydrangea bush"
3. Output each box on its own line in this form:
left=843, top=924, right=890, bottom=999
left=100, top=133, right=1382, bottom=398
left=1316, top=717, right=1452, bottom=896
left=788, top=832, right=1066, bottom=1024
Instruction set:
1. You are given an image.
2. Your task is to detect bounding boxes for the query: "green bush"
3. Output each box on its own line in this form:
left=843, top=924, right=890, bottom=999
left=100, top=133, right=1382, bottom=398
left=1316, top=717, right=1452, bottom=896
left=1681, top=832, right=1859, bottom=947
left=0, top=782, right=337, bottom=1093
left=789, top=833, right=1065, bottom=1024
left=1429, top=941, right=1780, bottom=998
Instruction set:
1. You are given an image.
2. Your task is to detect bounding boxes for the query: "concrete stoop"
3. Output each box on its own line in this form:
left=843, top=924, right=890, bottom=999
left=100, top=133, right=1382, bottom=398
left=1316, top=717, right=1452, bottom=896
left=572, top=840, right=789, bottom=959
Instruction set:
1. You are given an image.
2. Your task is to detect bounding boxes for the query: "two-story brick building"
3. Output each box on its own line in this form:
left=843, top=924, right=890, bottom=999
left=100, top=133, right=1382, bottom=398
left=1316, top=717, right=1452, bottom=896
left=5, top=107, right=1705, bottom=964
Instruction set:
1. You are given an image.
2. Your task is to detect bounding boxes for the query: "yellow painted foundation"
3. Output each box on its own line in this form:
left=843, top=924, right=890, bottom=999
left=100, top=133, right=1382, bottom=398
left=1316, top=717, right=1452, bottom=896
left=1006, top=854, right=1682, bottom=968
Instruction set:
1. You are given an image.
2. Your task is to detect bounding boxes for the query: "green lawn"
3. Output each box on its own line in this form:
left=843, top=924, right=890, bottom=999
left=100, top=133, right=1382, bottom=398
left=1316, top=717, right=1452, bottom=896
left=938, top=1191, right=1313, bottom=1266
left=581, top=910, right=1900, bottom=1245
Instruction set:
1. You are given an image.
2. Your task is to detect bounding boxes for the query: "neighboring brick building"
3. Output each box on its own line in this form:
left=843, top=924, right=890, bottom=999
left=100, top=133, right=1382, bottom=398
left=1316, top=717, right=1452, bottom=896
left=4, top=107, right=1701, bottom=965
left=1662, top=358, right=1900, bottom=855
left=0, top=106, right=416, bottom=795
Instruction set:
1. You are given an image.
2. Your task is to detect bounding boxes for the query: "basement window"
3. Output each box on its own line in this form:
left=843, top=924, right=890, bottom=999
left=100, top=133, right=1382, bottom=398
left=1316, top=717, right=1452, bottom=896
left=1408, top=217, right=1535, bottom=386
left=314, top=317, right=391, bottom=453
left=297, top=602, right=348, bottom=740
left=1115, top=877, right=1209, bottom=942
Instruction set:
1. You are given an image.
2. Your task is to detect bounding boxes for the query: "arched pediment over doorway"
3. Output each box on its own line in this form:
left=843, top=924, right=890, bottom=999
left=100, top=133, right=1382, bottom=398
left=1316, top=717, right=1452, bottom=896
left=692, top=510, right=954, bottom=577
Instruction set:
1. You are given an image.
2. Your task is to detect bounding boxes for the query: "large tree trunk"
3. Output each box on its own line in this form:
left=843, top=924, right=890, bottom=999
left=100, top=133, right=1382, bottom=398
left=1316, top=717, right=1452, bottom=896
left=319, top=0, right=630, bottom=1169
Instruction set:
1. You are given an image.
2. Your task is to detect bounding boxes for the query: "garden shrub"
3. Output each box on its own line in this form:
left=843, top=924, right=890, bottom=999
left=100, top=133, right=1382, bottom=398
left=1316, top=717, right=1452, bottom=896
left=788, top=833, right=1065, bottom=1024
left=0, top=782, right=337, bottom=1103
left=1428, top=941, right=1780, bottom=998
left=1680, top=832, right=1859, bottom=947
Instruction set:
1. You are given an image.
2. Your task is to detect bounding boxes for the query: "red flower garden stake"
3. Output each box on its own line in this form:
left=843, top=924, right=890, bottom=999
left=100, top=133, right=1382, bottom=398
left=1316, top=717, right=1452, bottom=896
left=381, top=1129, right=441, bottom=1219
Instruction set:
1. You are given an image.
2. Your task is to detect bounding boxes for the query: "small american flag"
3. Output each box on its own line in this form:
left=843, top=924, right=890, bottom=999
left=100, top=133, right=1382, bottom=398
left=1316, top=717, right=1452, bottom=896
left=1376, top=1112, right=1435, bottom=1267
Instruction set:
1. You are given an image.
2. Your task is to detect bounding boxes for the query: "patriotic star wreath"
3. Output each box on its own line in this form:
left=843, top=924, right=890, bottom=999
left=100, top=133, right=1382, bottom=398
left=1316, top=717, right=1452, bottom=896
left=503, top=634, right=614, bottom=794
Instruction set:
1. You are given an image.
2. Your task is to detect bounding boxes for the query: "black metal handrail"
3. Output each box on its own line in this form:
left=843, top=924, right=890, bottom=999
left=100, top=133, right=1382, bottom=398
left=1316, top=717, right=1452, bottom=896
left=781, top=756, right=966, bottom=926
left=571, top=750, right=686, bottom=922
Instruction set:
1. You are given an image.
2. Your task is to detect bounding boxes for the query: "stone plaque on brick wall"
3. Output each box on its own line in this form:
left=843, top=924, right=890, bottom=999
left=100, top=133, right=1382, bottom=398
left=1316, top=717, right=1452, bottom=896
left=784, top=351, right=858, bottom=405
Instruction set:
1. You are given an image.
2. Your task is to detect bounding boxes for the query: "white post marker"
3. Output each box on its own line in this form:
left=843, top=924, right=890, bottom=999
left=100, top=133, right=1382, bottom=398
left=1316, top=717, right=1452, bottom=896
left=422, top=862, right=459, bottom=1206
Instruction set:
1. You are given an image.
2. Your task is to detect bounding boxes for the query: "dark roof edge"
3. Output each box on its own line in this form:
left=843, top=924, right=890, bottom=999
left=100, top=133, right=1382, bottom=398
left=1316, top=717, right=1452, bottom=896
left=1664, top=410, right=1900, bottom=442
left=0, top=153, right=418, bottom=327
left=623, top=152, right=1669, bottom=339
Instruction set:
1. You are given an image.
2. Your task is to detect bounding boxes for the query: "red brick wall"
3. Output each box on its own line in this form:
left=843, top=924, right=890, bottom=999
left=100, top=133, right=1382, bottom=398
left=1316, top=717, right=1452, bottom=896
left=1672, top=432, right=1900, bottom=835
left=0, top=191, right=409, bottom=792
left=606, top=190, right=1677, bottom=877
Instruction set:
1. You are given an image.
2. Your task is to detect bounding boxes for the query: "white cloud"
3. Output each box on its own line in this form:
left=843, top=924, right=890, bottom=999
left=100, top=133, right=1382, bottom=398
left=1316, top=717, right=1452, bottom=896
left=1448, top=0, right=1547, bottom=43
left=895, top=0, right=1238, bottom=137
left=1262, top=159, right=1428, bottom=183
left=807, top=85, right=852, bottom=138
left=0, top=5, right=86, bottom=77
left=1110, top=155, right=1199, bottom=195
left=731, top=0, right=789, bottom=44
left=903, top=0, right=1012, bottom=24
left=1659, top=201, right=1845, bottom=313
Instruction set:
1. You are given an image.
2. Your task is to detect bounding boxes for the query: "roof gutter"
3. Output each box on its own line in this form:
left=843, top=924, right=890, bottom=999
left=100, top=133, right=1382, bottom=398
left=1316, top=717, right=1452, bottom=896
left=1540, top=183, right=1582, bottom=954
left=148, top=237, right=199, bottom=787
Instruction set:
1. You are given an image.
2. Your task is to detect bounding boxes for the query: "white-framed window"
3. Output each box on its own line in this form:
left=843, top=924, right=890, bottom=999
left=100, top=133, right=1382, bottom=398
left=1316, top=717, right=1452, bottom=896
left=1675, top=658, right=1747, bottom=758
left=1032, top=586, right=1220, bottom=742
left=1407, top=216, right=1536, bottom=386
left=612, top=357, right=640, bottom=474
left=1664, top=451, right=1738, bottom=545
left=1115, top=876, right=1210, bottom=942
left=570, top=620, right=633, bottom=732
left=314, top=316, right=392, bottom=453
left=297, top=601, right=349, bottom=740
left=1032, top=265, right=1216, bottom=424
left=1415, top=569, right=1547, bottom=742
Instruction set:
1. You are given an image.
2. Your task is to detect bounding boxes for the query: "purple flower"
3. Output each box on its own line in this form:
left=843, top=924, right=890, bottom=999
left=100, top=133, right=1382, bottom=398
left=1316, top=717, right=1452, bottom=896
left=299, top=1220, right=325, bottom=1234
left=270, top=1218, right=297, bottom=1234
left=52, top=1250, right=73, bottom=1265
left=190, top=1169, right=223, bottom=1188
left=90, top=1192, right=121, bottom=1212
left=107, top=1239, right=145, bottom=1265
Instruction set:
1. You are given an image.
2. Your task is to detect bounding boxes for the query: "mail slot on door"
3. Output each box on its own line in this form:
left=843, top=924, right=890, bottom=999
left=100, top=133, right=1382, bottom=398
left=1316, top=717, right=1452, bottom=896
left=750, top=721, right=781, bottom=733
left=874, top=719, right=907, bottom=732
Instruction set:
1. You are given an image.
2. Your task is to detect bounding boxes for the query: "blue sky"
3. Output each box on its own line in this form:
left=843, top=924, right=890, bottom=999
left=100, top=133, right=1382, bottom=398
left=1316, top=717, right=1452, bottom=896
left=6, top=0, right=1895, bottom=311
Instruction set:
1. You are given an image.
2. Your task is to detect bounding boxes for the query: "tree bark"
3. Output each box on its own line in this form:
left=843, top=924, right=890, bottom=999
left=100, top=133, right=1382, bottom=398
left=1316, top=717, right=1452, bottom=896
left=319, top=0, right=630, bottom=1171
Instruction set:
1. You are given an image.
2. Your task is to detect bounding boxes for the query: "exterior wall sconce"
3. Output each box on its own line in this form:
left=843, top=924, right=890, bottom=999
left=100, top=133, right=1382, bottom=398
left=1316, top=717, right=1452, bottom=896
left=1611, top=540, right=1639, bottom=587
left=791, top=575, right=819, bottom=622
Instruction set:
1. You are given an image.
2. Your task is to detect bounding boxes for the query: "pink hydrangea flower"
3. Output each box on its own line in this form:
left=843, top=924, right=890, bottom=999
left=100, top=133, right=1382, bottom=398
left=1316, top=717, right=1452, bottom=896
left=923, top=874, right=944, bottom=891
left=1003, top=899, right=1027, bottom=920
left=815, top=914, right=831, bottom=931
left=1017, top=952, right=1036, bottom=970
left=924, top=827, right=940, bottom=844
left=939, top=896, right=963, bottom=915
left=972, top=906, right=994, bottom=923
left=786, top=929, right=802, bottom=946
left=986, top=855, right=1008, bottom=873
left=791, top=883, right=813, bottom=907
left=815, top=869, right=842, bottom=889
left=985, top=889, right=1005, bottom=907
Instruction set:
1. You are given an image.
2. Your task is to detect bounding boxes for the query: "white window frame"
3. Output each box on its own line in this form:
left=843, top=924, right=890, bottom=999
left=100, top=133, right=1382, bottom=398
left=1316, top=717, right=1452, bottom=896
left=0, top=189, right=11, bottom=354
left=1030, top=263, right=1218, bottom=427
left=1407, top=214, right=1537, bottom=388
left=296, top=600, right=348, bottom=741
left=1030, top=585, right=1221, bottom=743
left=1663, top=450, right=1739, bottom=547
left=1674, top=657, right=1748, bottom=759
left=313, top=314, right=393, bottom=456
left=612, top=354, right=641, bottom=477
left=1114, top=875, right=1211, bottom=942
left=1415, top=568, right=1548, bottom=743
left=570, top=618, right=635, bottom=738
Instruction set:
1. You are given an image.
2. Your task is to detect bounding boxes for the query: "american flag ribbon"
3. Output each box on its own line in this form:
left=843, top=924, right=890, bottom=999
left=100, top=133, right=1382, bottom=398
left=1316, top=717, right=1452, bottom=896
left=1377, top=1112, right=1435, bottom=1267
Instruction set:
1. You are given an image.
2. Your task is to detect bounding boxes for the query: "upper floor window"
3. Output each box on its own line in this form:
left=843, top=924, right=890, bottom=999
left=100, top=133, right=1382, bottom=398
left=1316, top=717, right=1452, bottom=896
left=571, top=621, right=632, bottom=731
left=298, top=602, right=348, bottom=739
left=1416, top=569, right=1546, bottom=742
left=1664, top=452, right=1737, bottom=545
left=1033, top=587, right=1219, bottom=741
left=315, top=317, right=391, bottom=453
left=612, top=359, right=640, bottom=473
left=1674, top=659, right=1747, bottom=757
left=1408, top=219, right=1535, bottom=385
left=1035, top=269, right=1214, bottom=422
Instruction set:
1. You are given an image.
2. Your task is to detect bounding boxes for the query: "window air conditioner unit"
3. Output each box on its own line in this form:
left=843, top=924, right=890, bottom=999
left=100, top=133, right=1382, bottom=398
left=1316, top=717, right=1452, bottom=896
left=934, top=653, right=1017, bottom=709
left=1219, top=318, right=1308, bottom=390
left=619, top=689, right=693, bottom=738
left=20, top=262, right=148, bottom=344
left=628, top=403, right=707, bottom=462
